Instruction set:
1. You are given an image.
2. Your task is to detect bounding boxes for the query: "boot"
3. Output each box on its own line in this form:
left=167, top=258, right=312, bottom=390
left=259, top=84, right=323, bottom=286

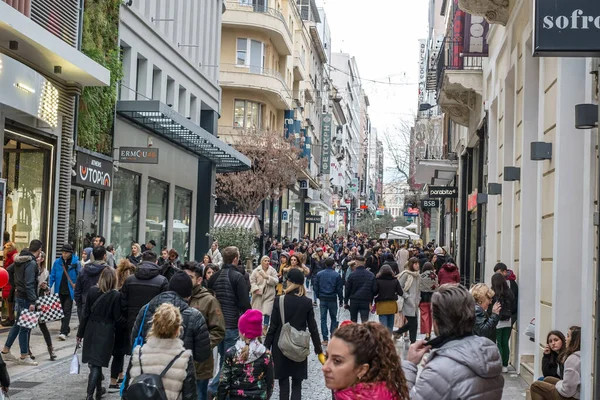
left=48, top=346, right=57, bottom=361
left=86, top=366, right=101, bottom=400
left=96, top=370, right=106, bottom=400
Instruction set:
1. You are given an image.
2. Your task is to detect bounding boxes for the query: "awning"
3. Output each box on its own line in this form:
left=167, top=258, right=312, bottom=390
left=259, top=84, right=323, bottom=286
left=213, top=213, right=261, bottom=234
left=116, top=100, right=251, bottom=173
left=414, top=159, right=458, bottom=185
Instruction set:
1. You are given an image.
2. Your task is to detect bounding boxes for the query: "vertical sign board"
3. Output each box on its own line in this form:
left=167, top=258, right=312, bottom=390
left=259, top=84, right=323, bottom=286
left=0, top=179, right=5, bottom=244
left=534, top=0, right=600, bottom=56
left=321, top=114, right=332, bottom=174
left=417, top=39, right=427, bottom=108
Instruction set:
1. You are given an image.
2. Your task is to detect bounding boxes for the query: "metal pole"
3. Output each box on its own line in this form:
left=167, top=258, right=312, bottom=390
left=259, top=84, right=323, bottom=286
left=595, top=70, right=600, bottom=397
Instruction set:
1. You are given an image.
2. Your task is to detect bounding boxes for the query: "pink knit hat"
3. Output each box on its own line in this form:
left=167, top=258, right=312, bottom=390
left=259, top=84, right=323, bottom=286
left=238, top=309, right=263, bottom=339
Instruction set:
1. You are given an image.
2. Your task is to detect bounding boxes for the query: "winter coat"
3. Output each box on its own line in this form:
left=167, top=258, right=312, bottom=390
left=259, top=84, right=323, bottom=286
left=334, top=382, right=398, bottom=400
left=314, top=267, right=343, bottom=303
left=366, top=253, right=382, bottom=275
left=311, top=253, right=326, bottom=278
left=473, top=304, right=500, bottom=342
left=237, top=265, right=251, bottom=294
left=161, top=260, right=181, bottom=281
left=344, top=266, right=377, bottom=305
left=403, top=335, right=504, bottom=399
left=121, top=261, right=169, bottom=351
left=555, top=352, right=581, bottom=399
left=128, top=337, right=196, bottom=400
left=396, top=248, right=409, bottom=270
left=217, top=339, right=274, bottom=400
left=13, top=251, right=38, bottom=302
left=542, top=351, right=563, bottom=379
left=207, top=264, right=251, bottom=329
left=506, top=270, right=519, bottom=323
left=375, top=275, right=403, bottom=302
left=383, top=260, right=400, bottom=276
left=127, top=254, right=142, bottom=266
left=438, top=263, right=460, bottom=285
left=77, top=287, right=122, bottom=367
left=49, top=255, right=80, bottom=300
left=1, top=249, right=17, bottom=298
left=74, top=261, right=110, bottom=307
left=250, top=266, right=279, bottom=317
left=207, top=248, right=223, bottom=267
left=189, top=284, right=226, bottom=380
left=0, top=353, right=9, bottom=389
left=264, top=292, right=323, bottom=380
left=131, top=291, right=211, bottom=364
left=398, top=270, right=421, bottom=317
left=419, top=270, right=438, bottom=303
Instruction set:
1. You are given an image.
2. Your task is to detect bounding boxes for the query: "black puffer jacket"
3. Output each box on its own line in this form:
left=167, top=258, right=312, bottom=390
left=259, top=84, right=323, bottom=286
left=130, top=291, right=211, bottom=364
left=13, top=252, right=38, bottom=301
left=121, top=261, right=169, bottom=351
left=344, top=266, right=377, bottom=304
left=207, top=265, right=251, bottom=329
left=74, top=261, right=109, bottom=307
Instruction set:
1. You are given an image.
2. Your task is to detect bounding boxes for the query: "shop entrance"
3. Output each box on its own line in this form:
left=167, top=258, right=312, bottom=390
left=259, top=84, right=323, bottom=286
left=69, top=188, right=103, bottom=254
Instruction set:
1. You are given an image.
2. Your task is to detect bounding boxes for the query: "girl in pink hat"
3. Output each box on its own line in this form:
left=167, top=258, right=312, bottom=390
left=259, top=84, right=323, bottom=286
left=217, top=309, right=274, bottom=399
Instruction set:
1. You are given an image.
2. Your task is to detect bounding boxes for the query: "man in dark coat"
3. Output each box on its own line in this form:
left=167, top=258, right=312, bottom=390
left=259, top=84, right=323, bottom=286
left=120, top=251, right=168, bottom=353
left=314, top=258, right=343, bottom=345
left=74, top=246, right=110, bottom=321
left=366, top=245, right=383, bottom=275
left=344, top=256, right=377, bottom=323
left=207, top=246, right=251, bottom=395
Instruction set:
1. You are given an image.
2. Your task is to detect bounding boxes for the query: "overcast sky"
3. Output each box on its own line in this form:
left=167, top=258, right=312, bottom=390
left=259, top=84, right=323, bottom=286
left=318, top=0, right=429, bottom=182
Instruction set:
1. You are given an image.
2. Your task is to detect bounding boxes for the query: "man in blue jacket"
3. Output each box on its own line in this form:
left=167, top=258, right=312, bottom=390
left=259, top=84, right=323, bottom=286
left=344, top=255, right=376, bottom=323
left=49, top=244, right=80, bottom=340
left=314, top=258, right=343, bottom=345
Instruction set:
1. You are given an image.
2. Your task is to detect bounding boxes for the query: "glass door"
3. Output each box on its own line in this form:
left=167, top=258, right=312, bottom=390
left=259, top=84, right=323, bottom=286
left=69, top=188, right=102, bottom=254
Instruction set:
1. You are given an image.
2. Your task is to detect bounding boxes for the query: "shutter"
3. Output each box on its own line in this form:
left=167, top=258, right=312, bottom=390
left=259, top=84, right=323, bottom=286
left=30, top=0, right=80, bottom=48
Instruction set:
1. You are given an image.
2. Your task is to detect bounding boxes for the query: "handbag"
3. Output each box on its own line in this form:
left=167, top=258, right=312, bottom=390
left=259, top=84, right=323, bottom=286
left=17, top=309, right=41, bottom=329
left=70, top=343, right=80, bottom=374
left=525, top=318, right=535, bottom=339
left=36, top=293, right=64, bottom=323
left=277, top=296, right=310, bottom=362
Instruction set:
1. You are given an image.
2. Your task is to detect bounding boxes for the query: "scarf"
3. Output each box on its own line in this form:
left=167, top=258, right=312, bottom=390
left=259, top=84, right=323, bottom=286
left=234, top=338, right=267, bottom=364
left=398, top=269, right=420, bottom=293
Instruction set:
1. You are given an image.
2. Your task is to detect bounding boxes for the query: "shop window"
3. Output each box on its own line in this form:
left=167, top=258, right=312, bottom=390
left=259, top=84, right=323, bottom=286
left=234, top=100, right=262, bottom=129
left=146, top=178, right=169, bottom=251
left=111, top=168, right=140, bottom=261
left=173, top=187, right=192, bottom=261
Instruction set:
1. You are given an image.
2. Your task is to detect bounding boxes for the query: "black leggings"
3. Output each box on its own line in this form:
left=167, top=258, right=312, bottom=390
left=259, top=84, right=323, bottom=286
left=28, top=322, right=52, bottom=350
left=279, top=378, right=302, bottom=400
left=396, top=316, right=418, bottom=343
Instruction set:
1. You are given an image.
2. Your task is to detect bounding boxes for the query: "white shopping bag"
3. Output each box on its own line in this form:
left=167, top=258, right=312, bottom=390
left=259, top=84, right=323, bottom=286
left=70, top=344, right=80, bottom=374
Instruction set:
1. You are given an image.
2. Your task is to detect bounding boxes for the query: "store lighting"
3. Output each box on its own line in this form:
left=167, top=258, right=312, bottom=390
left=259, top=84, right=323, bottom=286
left=37, top=81, right=59, bottom=127
left=14, top=82, right=35, bottom=94
left=575, top=103, right=598, bottom=129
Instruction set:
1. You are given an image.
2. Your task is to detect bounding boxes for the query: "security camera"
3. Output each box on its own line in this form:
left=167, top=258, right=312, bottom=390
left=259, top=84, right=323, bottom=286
left=113, top=161, right=119, bottom=172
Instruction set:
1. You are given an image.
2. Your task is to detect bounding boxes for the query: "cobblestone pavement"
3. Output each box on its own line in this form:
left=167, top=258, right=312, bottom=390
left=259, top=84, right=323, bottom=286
left=3, top=296, right=529, bottom=399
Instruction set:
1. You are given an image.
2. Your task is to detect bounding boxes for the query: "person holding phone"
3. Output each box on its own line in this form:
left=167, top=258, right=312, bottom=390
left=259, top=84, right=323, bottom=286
left=471, top=283, right=501, bottom=342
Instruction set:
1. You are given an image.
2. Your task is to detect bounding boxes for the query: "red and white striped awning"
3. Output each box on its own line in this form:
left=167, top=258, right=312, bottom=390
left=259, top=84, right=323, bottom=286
left=213, top=213, right=261, bottom=234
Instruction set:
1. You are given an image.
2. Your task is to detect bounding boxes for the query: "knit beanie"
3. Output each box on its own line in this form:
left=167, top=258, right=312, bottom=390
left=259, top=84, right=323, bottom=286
left=238, top=309, right=264, bottom=339
left=287, top=268, right=305, bottom=285
left=168, top=271, right=193, bottom=298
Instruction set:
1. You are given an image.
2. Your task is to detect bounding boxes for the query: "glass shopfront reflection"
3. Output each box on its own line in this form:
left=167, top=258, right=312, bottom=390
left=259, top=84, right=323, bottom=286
left=146, top=178, right=169, bottom=251
left=112, top=169, right=140, bottom=261
left=173, top=187, right=192, bottom=260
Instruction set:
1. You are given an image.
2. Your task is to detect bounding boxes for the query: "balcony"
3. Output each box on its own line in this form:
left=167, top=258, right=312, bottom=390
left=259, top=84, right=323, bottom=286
left=293, top=51, right=306, bottom=81
left=435, top=38, right=483, bottom=127
left=458, top=0, right=510, bottom=26
left=220, top=63, right=292, bottom=109
left=223, top=1, right=293, bottom=56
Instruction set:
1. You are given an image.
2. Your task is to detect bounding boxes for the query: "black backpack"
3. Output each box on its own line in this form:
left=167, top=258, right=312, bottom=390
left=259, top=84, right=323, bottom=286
left=127, top=348, right=185, bottom=400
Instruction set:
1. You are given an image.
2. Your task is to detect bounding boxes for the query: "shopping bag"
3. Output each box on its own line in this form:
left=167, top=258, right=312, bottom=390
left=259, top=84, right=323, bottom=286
left=36, top=294, right=64, bottom=323
left=17, top=310, right=41, bottom=329
left=525, top=318, right=535, bottom=338
left=70, top=344, right=80, bottom=374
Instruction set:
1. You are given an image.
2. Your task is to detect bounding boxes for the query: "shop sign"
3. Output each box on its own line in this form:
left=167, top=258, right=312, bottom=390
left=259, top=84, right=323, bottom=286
left=467, top=189, right=479, bottom=212
left=119, top=147, right=159, bottom=164
left=417, top=39, right=427, bottom=107
left=534, top=0, right=600, bottom=56
left=281, top=209, right=290, bottom=223
left=320, top=114, right=332, bottom=174
left=305, top=214, right=322, bottom=223
left=428, top=186, right=458, bottom=198
left=73, top=152, right=113, bottom=191
left=422, top=199, right=440, bottom=208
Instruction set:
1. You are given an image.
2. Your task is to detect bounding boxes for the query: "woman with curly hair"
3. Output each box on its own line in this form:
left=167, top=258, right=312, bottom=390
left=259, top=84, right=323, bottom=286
left=322, top=321, right=409, bottom=399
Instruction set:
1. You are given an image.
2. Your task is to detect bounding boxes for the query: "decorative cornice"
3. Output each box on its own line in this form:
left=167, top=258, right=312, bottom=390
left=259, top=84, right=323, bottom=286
left=458, top=0, right=509, bottom=26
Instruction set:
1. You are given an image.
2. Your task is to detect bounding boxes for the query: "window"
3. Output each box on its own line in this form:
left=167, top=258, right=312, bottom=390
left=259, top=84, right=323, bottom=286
left=236, top=38, right=247, bottom=65
left=173, top=187, right=192, bottom=261
left=236, top=38, right=265, bottom=70
left=146, top=178, right=169, bottom=251
left=112, top=169, right=140, bottom=261
left=234, top=100, right=262, bottom=129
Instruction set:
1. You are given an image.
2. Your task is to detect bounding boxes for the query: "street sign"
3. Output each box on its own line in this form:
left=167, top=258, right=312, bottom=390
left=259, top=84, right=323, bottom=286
left=119, top=147, right=159, bottom=164
left=305, top=214, right=322, bottom=223
left=428, top=186, right=458, bottom=198
left=298, top=179, right=309, bottom=190
left=320, top=114, right=332, bottom=174
left=281, top=209, right=290, bottom=223
left=421, top=199, right=440, bottom=208
left=404, top=211, right=419, bottom=217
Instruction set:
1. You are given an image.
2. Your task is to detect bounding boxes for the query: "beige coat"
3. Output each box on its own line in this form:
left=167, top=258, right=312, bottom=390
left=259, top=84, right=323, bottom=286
left=250, top=266, right=279, bottom=317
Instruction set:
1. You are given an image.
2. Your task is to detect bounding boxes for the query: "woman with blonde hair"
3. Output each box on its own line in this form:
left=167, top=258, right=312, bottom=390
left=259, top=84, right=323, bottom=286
left=471, top=283, right=501, bottom=341
left=128, top=243, right=142, bottom=265
left=250, top=256, right=279, bottom=334
left=127, top=303, right=196, bottom=400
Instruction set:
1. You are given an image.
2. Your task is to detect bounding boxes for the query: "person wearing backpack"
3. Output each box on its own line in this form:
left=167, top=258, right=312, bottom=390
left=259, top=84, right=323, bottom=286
left=77, top=267, right=123, bottom=400
left=127, top=302, right=196, bottom=400
left=265, top=268, right=323, bottom=400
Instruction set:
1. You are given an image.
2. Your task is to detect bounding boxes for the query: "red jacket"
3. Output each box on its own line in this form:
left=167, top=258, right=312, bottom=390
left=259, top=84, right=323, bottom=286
left=2, top=249, right=17, bottom=298
left=438, top=263, right=460, bottom=285
left=334, top=382, right=399, bottom=400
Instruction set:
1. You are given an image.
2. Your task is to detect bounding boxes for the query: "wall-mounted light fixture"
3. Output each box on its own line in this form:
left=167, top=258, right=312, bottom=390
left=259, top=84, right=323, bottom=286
left=488, top=183, right=502, bottom=195
left=9, top=41, right=18, bottom=50
left=530, top=142, right=552, bottom=161
left=504, top=167, right=521, bottom=182
left=477, top=193, right=488, bottom=204
left=575, top=103, right=598, bottom=129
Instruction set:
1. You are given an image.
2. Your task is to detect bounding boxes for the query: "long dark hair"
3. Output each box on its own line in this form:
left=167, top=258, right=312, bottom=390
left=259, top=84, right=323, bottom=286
left=560, top=326, right=581, bottom=363
left=490, top=272, right=509, bottom=298
left=376, top=264, right=394, bottom=278
left=546, top=330, right=566, bottom=354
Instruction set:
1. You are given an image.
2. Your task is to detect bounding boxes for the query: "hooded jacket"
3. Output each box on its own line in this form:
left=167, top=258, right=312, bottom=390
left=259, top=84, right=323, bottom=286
left=1, top=249, right=17, bottom=299
left=74, top=261, right=109, bottom=306
left=437, top=263, right=460, bottom=285
left=189, top=284, right=226, bottom=380
left=555, top=351, right=581, bottom=399
left=217, top=339, right=274, bottom=400
left=49, top=254, right=81, bottom=299
left=334, top=382, right=398, bottom=400
left=403, top=335, right=504, bottom=399
left=121, top=261, right=169, bottom=346
left=13, top=251, right=38, bottom=302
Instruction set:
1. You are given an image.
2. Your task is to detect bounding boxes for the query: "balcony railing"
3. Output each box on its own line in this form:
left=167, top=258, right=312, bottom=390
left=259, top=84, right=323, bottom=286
left=225, top=1, right=292, bottom=39
left=221, top=63, right=289, bottom=89
left=434, top=38, right=483, bottom=93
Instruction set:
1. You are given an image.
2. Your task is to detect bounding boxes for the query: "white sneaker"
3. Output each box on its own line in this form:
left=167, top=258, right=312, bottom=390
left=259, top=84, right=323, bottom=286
left=502, top=366, right=508, bottom=373
left=58, top=334, right=67, bottom=341
left=18, top=356, right=38, bottom=366
left=1, top=352, right=16, bottom=362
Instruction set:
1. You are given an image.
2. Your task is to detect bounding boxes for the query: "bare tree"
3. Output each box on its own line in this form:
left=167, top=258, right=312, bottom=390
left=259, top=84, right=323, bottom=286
left=216, top=129, right=308, bottom=214
left=382, top=118, right=415, bottom=183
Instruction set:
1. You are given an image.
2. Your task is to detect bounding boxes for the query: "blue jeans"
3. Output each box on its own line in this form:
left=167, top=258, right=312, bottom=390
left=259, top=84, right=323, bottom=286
left=5, top=298, right=32, bottom=355
left=379, top=314, right=395, bottom=332
left=197, top=379, right=209, bottom=400
left=263, top=314, right=270, bottom=326
left=208, top=328, right=239, bottom=393
left=319, top=300, right=338, bottom=341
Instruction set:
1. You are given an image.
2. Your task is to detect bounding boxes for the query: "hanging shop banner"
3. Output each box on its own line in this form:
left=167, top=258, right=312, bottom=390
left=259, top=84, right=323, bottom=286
left=417, top=39, right=427, bottom=108
left=428, top=186, right=458, bottom=198
left=73, top=152, right=113, bottom=190
left=119, top=147, right=159, bottom=164
left=534, top=0, right=600, bottom=56
left=321, top=114, right=332, bottom=174
left=467, top=189, right=479, bottom=212
left=305, top=214, right=322, bottom=223
left=421, top=199, right=440, bottom=208
left=463, top=14, right=489, bottom=55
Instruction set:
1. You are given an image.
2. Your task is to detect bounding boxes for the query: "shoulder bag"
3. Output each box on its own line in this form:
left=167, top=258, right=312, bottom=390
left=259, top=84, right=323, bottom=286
left=277, top=296, right=311, bottom=362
